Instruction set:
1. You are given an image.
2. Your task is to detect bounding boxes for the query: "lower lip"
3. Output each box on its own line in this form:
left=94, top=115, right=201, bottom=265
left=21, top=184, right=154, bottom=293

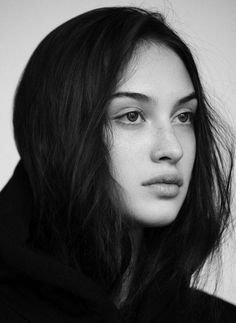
left=146, top=183, right=180, bottom=198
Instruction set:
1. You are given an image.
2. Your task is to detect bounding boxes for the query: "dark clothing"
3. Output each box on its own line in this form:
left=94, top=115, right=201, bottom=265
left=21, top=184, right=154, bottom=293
left=0, top=162, right=236, bottom=322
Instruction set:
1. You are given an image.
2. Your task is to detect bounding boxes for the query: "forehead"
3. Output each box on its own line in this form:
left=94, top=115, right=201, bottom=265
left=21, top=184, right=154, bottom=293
left=116, top=43, right=194, bottom=102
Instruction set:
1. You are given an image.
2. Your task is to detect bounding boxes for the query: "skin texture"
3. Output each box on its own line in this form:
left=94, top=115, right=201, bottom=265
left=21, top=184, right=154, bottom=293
left=107, top=43, right=197, bottom=227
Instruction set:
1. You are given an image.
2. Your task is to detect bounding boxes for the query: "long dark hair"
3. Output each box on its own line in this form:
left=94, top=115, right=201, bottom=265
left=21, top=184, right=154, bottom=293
left=13, top=6, right=234, bottom=318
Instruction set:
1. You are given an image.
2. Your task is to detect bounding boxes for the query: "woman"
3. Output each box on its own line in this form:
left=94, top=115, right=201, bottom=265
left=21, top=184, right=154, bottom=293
left=0, top=6, right=235, bottom=323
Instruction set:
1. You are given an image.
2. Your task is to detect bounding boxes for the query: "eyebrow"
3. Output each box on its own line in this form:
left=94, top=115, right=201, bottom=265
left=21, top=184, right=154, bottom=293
left=110, top=91, right=197, bottom=105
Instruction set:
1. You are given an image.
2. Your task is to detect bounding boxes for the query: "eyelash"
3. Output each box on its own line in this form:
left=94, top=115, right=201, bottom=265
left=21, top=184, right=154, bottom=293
left=115, top=110, right=195, bottom=125
left=118, top=111, right=145, bottom=123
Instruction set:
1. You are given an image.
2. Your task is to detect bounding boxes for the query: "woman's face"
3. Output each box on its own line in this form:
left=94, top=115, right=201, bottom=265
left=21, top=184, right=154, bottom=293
left=106, top=44, right=197, bottom=226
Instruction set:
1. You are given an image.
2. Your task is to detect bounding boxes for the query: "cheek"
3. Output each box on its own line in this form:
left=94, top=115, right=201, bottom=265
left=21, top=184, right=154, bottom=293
left=177, top=129, right=196, bottom=177
left=108, top=128, right=145, bottom=175
left=109, top=141, right=137, bottom=182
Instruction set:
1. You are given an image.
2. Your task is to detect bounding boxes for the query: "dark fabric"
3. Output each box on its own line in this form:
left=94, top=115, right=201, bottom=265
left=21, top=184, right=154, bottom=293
left=0, top=162, right=236, bottom=322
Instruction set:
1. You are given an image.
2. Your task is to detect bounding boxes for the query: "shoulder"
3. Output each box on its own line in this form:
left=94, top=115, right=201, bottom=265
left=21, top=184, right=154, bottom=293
left=0, top=298, right=28, bottom=323
left=182, top=289, right=236, bottom=323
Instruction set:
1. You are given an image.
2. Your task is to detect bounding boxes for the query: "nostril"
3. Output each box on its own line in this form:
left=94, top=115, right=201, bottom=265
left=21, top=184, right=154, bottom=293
left=159, top=156, right=171, bottom=161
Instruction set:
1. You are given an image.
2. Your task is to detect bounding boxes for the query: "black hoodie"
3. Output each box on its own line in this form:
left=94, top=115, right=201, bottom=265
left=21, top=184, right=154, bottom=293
left=0, top=162, right=236, bottom=323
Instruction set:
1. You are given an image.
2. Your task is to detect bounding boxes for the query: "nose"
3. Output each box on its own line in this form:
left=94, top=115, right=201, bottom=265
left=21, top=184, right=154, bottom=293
left=150, top=128, right=183, bottom=164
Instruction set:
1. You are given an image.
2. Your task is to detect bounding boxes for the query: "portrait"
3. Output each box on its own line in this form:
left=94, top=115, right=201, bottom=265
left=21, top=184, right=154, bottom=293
left=0, top=1, right=236, bottom=322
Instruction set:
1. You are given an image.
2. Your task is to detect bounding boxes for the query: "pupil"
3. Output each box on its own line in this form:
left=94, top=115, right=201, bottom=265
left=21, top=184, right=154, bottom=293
left=179, top=113, right=188, bottom=122
left=127, top=112, right=138, bottom=122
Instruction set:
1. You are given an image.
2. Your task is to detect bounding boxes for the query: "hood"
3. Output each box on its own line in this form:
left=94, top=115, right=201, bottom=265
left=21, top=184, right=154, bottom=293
left=1, top=162, right=213, bottom=323
left=0, top=161, right=123, bottom=323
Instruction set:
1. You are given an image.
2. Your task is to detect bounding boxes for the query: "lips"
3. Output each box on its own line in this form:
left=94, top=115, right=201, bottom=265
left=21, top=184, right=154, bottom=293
left=142, top=174, right=183, bottom=198
left=142, top=174, right=183, bottom=187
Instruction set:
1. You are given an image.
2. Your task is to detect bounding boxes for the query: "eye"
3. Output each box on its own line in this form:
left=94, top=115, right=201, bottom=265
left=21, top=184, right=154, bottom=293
left=126, top=112, right=140, bottom=122
left=115, top=111, right=145, bottom=124
left=175, top=112, right=194, bottom=124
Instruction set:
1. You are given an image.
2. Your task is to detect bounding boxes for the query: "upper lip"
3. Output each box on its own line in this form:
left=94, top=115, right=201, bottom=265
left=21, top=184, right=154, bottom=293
left=142, top=174, right=183, bottom=187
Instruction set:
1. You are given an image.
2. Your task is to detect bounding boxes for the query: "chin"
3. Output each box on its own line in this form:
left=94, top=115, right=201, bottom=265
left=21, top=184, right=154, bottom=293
left=131, top=209, right=179, bottom=227
left=143, top=216, right=177, bottom=227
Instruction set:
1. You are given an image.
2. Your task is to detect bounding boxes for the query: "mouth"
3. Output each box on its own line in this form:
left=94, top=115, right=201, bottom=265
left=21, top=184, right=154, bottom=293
left=142, top=174, right=183, bottom=187
left=142, top=174, right=183, bottom=198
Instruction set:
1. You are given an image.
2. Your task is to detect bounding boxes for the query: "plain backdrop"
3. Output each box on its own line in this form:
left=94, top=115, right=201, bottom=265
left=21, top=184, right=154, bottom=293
left=0, top=0, right=236, bottom=304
